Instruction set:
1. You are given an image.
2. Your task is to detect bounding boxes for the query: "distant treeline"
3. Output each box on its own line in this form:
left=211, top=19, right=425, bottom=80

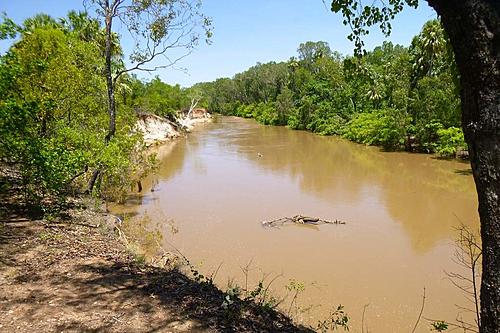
left=194, top=20, right=465, bottom=158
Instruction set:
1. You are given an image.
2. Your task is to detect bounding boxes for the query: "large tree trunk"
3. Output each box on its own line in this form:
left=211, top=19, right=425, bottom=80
left=427, top=1, right=500, bottom=332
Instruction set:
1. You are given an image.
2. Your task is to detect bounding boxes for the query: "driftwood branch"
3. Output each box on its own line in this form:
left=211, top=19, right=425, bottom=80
left=262, top=215, right=346, bottom=228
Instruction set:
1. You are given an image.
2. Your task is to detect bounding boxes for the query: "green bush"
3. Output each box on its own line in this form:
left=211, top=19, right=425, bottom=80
left=435, top=126, right=466, bottom=158
left=416, top=120, right=444, bottom=152
left=253, top=102, right=278, bottom=125
left=234, top=102, right=279, bottom=126
left=234, top=104, right=255, bottom=118
left=306, top=101, right=346, bottom=135
left=287, top=96, right=314, bottom=130
left=342, top=108, right=409, bottom=149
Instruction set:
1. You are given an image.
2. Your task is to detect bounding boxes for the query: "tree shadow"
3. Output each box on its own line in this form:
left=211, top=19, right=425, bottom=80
left=0, top=219, right=313, bottom=333
left=6, top=260, right=313, bottom=332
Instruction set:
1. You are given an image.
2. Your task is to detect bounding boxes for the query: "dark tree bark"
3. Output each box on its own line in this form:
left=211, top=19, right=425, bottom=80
left=426, top=1, right=500, bottom=332
left=86, top=169, right=100, bottom=194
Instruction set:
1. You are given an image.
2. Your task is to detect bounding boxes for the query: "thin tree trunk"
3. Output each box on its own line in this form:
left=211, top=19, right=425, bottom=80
left=104, top=1, right=116, bottom=143
left=427, top=1, right=500, bottom=332
left=88, top=0, right=116, bottom=193
left=86, top=169, right=100, bottom=194
left=187, top=98, right=199, bottom=118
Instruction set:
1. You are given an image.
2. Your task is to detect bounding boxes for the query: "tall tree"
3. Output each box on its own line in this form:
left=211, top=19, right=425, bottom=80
left=329, top=1, right=499, bottom=332
left=85, top=0, right=212, bottom=191
left=297, top=41, right=332, bottom=71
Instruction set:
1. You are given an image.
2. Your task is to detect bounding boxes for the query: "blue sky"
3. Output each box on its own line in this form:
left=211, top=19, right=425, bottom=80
left=1, top=0, right=437, bottom=87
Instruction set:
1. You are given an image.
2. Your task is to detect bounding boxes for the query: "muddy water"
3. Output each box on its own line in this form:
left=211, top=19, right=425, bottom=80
left=115, top=116, right=479, bottom=332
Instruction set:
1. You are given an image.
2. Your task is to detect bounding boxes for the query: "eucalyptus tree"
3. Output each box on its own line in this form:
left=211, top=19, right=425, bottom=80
left=297, top=41, right=332, bottom=71
left=329, top=1, right=500, bottom=331
left=85, top=0, right=212, bottom=191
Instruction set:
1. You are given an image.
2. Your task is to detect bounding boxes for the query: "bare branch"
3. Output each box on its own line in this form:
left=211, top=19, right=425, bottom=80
left=411, top=288, right=426, bottom=333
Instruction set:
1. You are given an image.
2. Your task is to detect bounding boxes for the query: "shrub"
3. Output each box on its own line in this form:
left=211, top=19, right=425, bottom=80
left=253, top=102, right=278, bottom=125
left=435, top=126, right=466, bottom=158
left=343, top=107, right=409, bottom=149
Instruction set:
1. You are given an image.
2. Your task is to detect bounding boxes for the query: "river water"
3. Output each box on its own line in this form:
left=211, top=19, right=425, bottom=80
left=114, top=116, right=479, bottom=332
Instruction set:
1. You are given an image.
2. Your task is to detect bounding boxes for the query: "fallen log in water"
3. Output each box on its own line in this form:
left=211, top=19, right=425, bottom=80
left=261, top=215, right=346, bottom=228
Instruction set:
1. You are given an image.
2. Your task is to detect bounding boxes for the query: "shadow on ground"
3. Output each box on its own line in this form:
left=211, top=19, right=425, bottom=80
left=0, top=217, right=313, bottom=333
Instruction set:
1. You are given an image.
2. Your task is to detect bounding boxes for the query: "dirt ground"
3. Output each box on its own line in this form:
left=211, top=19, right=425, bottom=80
left=0, top=186, right=312, bottom=332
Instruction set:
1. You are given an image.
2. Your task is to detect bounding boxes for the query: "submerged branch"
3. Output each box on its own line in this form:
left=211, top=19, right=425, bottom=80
left=262, top=215, right=346, bottom=228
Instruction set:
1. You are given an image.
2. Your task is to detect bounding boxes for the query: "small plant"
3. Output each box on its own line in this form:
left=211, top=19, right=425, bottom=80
left=431, top=321, right=449, bottom=332
left=127, top=243, right=147, bottom=266
left=221, top=282, right=244, bottom=323
left=38, top=231, right=53, bottom=241
left=38, top=230, right=61, bottom=242
left=238, top=260, right=284, bottom=311
left=285, top=278, right=305, bottom=316
left=316, top=305, right=350, bottom=332
left=222, top=284, right=242, bottom=309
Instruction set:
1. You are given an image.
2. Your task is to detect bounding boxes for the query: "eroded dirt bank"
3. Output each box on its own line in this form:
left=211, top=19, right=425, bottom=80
left=0, top=211, right=312, bottom=333
left=136, top=109, right=213, bottom=146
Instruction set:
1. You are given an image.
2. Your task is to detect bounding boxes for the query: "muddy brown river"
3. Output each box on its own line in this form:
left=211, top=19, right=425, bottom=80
left=114, top=116, right=479, bottom=332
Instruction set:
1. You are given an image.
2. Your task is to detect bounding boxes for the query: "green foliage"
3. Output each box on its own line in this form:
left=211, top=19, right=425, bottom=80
left=0, top=26, right=106, bottom=203
left=0, top=12, right=155, bottom=209
left=234, top=104, right=251, bottom=118
left=435, top=126, right=466, bottom=158
left=343, top=108, right=409, bottom=149
left=410, top=74, right=461, bottom=131
left=253, top=103, right=279, bottom=125
left=235, top=102, right=279, bottom=126
left=316, top=305, right=350, bottom=332
left=306, top=100, right=347, bottom=135
left=409, top=20, right=458, bottom=87
left=0, top=12, right=19, bottom=40
left=330, top=0, right=418, bottom=55
left=288, top=96, right=314, bottom=130
left=297, top=41, right=332, bottom=69
left=431, top=321, right=449, bottom=332
left=132, top=76, right=190, bottom=119
left=416, top=120, right=444, bottom=153
left=275, top=87, right=294, bottom=125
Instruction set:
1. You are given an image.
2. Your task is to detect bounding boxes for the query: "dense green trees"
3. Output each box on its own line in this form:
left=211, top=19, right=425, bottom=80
left=0, top=14, right=142, bottom=205
left=199, top=21, right=464, bottom=157
left=0, top=10, right=202, bottom=208
left=131, top=77, right=190, bottom=119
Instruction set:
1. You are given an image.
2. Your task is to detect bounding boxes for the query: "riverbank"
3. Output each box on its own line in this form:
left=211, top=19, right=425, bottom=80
left=136, top=110, right=213, bottom=146
left=0, top=194, right=312, bottom=332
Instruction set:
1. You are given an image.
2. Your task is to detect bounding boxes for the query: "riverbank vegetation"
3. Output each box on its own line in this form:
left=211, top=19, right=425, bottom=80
left=195, top=19, right=466, bottom=158
left=0, top=10, right=206, bottom=211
